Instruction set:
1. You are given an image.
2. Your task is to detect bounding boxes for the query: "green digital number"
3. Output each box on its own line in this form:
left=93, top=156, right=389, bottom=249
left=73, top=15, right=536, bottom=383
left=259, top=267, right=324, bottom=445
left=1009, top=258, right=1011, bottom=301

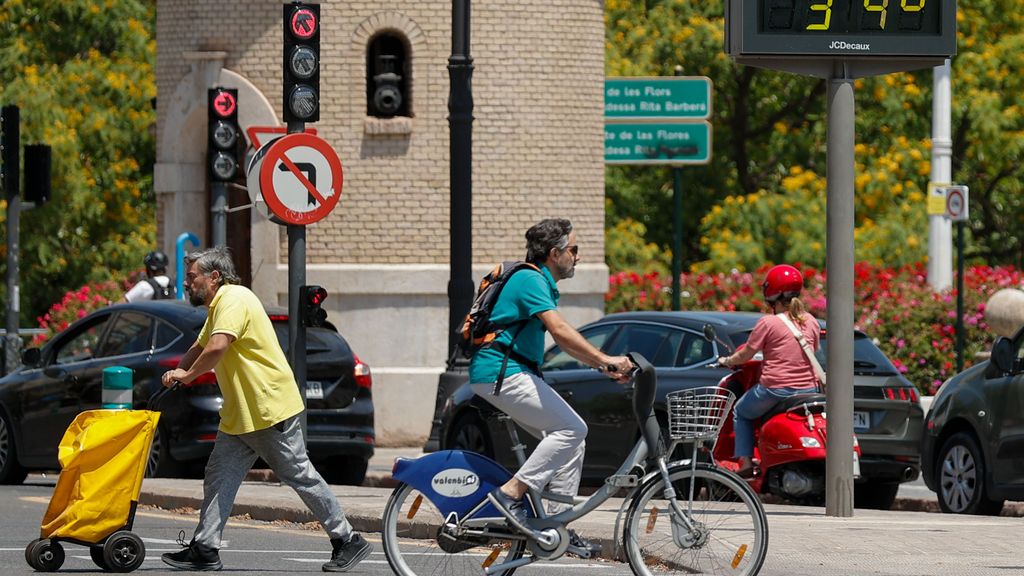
left=806, top=0, right=833, bottom=31
left=865, top=0, right=889, bottom=29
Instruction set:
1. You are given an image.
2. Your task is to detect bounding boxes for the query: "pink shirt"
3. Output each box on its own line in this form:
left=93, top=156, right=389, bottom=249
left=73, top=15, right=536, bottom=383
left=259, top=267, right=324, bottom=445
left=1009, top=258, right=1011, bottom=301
left=745, top=314, right=821, bottom=390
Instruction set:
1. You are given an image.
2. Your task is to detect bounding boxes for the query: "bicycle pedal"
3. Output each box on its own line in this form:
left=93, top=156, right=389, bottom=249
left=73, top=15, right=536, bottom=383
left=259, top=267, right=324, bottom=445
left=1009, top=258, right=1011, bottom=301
left=566, top=545, right=593, bottom=560
left=605, top=474, right=639, bottom=488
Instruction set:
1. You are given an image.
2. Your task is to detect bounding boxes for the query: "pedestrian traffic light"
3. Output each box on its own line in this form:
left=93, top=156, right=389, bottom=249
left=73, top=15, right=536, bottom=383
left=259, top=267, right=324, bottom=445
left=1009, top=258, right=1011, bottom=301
left=207, top=87, right=240, bottom=182
left=301, top=285, right=328, bottom=327
left=283, top=2, right=320, bottom=123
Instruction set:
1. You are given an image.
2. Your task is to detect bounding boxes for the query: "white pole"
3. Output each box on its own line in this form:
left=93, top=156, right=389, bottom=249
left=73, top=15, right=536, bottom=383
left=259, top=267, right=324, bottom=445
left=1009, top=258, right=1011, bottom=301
left=927, top=59, right=953, bottom=290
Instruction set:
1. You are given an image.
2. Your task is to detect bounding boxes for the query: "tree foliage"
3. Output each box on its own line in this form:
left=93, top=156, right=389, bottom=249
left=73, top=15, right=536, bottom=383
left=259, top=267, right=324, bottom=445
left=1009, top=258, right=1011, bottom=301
left=605, top=0, right=1024, bottom=273
left=0, top=0, right=156, bottom=323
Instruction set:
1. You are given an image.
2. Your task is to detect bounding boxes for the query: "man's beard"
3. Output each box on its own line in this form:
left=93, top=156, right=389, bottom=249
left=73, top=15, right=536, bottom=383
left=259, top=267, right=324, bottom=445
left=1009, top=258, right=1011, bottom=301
left=188, top=287, right=207, bottom=306
left=559, top=260, right=575, bottom=279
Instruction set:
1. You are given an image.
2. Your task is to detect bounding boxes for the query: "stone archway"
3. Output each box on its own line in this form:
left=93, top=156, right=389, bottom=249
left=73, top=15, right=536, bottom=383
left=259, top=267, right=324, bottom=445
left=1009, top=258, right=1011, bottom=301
left=155, top=52, right=280, bottom=286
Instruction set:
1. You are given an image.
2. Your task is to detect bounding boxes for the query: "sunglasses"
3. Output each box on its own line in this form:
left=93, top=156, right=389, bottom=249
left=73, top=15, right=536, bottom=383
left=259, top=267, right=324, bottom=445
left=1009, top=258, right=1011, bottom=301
left=564, top=245, right=579, bottom=256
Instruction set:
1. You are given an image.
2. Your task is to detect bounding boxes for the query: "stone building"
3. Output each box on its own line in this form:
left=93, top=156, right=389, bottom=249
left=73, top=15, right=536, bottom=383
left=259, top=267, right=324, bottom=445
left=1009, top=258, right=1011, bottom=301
left=154, top=1, right=607, bottom=445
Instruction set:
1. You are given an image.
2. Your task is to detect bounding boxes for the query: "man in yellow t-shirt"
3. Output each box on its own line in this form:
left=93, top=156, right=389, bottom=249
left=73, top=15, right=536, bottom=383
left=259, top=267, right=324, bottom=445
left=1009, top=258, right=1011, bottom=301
left=159, top=247, right=371, bottom=573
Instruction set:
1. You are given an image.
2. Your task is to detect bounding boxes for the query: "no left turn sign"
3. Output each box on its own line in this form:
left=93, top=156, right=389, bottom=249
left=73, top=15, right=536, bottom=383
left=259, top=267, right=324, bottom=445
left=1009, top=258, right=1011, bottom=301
left=247, top=133, right=342, bottom=226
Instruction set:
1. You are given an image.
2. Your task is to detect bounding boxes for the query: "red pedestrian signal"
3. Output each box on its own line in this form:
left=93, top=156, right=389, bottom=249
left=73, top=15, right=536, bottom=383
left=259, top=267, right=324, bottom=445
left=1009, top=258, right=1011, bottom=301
left=301, top=285, right=328, bottom=327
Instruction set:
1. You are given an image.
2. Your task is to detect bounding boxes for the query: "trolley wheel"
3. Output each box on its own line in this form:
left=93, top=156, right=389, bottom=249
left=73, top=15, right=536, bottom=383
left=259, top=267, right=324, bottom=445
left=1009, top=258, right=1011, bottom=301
left=103, top=530, right=146, bottom=572
left=25, top=538, right=43, bottom=567
left=28, top=539, right=65, bottom=572
left=91, top=545, right=111, bottom=571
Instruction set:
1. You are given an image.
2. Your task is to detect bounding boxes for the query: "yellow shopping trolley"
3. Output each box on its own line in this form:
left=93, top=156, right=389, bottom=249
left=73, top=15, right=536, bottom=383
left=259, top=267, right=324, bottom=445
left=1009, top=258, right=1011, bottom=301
left=25, top=402, right=162, bottom=572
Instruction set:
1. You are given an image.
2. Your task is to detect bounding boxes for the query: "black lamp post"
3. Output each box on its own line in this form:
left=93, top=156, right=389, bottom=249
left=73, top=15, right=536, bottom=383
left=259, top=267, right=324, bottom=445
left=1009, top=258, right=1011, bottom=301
left=424, top=0, right=474, bottom=451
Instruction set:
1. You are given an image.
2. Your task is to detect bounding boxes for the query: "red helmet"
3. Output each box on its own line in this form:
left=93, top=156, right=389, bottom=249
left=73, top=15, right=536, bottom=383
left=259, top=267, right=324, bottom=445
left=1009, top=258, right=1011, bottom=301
left=762, top=264, right=803, bottom=303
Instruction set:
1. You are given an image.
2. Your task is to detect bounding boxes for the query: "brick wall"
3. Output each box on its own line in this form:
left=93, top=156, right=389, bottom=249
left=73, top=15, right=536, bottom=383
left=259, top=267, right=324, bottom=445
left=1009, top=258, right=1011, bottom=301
left=156, top=0, right=605, bottom=266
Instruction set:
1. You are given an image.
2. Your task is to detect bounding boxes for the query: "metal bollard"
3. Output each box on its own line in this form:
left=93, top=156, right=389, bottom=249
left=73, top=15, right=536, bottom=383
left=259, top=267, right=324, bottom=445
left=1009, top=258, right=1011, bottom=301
left=102, top=366, right=133, bottom=409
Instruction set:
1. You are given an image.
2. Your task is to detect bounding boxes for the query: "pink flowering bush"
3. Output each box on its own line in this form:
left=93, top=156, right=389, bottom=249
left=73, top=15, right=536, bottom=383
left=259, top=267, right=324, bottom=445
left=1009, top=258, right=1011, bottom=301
left=607, top=263, right=1024, bottom=395
left=32, top=276, right=137, bottom=346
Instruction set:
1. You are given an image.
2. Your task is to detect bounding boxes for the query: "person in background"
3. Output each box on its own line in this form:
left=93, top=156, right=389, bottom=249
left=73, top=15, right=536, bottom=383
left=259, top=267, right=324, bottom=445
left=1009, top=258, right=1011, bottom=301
left=123, top=250, right=176, bottom=301
left=718, top=264, right=821, bottom=478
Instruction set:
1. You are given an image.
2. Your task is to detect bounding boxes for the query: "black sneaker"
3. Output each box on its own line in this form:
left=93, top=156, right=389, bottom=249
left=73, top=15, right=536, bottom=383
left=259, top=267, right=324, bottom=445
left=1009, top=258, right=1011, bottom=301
left=161, top=531, right=222, bottom=571
left=568, top=529, right=602, bottom=557
left=487, top=488, right=529, bottom=528
left=323, top=533, right=373, bottom=572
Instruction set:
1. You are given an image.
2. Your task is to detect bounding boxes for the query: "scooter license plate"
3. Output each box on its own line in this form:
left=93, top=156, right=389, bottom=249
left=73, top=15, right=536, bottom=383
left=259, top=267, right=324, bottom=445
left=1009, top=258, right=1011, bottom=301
left=853, top=410, right=869, bottom=431
left=853, top=450, right=861, bottom=479
left=306, top=381, right=324, bottom=400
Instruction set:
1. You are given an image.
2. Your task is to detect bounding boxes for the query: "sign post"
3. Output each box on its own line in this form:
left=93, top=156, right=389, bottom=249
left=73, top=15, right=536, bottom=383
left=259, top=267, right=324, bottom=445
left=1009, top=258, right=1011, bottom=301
left=725, top=0, right=958, bottom=517
left=604, top=74, right=713, bottom=310
left=938, top=184, right=970, bottom=372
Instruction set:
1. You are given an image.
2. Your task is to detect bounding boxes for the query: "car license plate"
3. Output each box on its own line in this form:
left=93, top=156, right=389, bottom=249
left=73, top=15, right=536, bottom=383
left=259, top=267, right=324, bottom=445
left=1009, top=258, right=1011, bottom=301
left=306, top=381, right=324, bottom=400
left=853, top=410, right=869, bottom=431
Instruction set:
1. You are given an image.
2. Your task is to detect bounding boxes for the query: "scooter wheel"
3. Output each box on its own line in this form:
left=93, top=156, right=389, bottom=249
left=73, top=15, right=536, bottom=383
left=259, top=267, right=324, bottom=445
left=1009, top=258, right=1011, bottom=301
left=29, top=539, right=65, bottom=572
left=103, top=530, right=146, bottom=572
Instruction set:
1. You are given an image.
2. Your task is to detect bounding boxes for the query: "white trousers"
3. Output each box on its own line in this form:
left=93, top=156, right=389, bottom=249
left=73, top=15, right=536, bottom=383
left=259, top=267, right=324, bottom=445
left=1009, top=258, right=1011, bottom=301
left=471, top=371, right=587, bottom=513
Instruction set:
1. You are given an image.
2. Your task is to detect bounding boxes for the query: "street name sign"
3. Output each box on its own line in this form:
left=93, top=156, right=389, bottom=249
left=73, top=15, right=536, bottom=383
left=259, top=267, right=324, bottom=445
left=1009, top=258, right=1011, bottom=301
left=605, top=77, right=712, bottom=121
left=604, top=122, right=712, bottom=165
left=247, top=132, right=342, bottom=225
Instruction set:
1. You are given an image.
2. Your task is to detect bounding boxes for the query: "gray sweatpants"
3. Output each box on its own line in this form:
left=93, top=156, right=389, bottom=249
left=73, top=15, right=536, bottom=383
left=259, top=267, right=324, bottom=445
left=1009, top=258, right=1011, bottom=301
left=192, top=415, right=353, bottom=549
left=471, top=371, right=587, bottom=514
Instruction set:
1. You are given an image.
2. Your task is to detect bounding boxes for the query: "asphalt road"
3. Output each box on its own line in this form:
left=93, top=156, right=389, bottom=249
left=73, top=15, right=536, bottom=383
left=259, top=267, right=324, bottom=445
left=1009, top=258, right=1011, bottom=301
left=2, top=478, right=625, bottom=575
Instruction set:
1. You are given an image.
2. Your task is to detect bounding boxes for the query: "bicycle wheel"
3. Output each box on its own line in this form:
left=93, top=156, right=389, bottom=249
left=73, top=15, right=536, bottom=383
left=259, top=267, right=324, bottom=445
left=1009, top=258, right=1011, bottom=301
left=624, top=464, right=768, bottom=576
left=382, top=482, right=527, bottom=576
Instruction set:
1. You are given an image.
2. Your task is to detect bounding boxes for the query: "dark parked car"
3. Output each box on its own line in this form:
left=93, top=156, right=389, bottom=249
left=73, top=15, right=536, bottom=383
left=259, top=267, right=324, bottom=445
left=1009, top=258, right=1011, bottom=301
left=921, top=325, right=1024, bottom=514
left=439, top=311, right=923, bottom=508
left=0, top=300, right=374, bottom=486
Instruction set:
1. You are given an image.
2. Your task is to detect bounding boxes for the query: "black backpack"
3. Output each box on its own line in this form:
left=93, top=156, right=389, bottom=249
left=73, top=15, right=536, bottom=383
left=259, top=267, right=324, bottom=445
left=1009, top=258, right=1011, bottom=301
left=145, top=278, right=176, bottom=300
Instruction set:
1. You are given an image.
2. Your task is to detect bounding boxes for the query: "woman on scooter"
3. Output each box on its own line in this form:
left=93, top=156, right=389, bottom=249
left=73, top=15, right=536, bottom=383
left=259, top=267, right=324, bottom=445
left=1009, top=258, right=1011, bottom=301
left=718, top=264, right=822, bottom=478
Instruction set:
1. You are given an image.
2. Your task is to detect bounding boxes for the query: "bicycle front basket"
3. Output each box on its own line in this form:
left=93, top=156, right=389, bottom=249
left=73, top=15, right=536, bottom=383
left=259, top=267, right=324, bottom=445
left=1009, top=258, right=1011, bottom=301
left=666, top=386, right=735, bottom=441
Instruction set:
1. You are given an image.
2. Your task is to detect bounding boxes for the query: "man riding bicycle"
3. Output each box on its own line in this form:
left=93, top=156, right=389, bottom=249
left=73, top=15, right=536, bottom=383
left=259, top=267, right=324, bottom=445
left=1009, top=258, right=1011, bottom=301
left=468, top=218, right=632, bottom=554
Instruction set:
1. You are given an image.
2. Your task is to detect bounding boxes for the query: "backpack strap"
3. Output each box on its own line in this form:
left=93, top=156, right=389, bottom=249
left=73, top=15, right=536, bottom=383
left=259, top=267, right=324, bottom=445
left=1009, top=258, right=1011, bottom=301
left=489, top=321, right=541, bottom=396
left=777, top=313, right=827, bottom=391
left=145, top=277, right=166, bottom=299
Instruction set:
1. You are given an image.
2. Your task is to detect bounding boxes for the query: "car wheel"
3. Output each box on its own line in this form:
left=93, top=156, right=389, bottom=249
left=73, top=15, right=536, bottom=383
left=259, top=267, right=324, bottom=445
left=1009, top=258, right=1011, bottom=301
left=854, top=480, right=899, bottom=510
left=0, top=409, right=28, bottom=485
left=146, top=425, right=183, bottom=478
left=936, top=432, right=1004, bottom=515
left=320, top=456, right=369, bottom=486
left=448, top=413, right=494, bottom=458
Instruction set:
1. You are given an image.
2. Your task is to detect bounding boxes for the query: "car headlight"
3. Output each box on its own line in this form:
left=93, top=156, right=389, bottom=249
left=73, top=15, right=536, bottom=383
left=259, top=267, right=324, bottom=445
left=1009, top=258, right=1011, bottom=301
left=800, top=437, right=822, bottom=448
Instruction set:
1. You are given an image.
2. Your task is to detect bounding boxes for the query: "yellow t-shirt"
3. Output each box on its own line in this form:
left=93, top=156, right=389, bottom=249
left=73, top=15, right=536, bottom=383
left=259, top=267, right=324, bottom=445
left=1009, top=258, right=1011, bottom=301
left=198, top=284, right=304, bottom=434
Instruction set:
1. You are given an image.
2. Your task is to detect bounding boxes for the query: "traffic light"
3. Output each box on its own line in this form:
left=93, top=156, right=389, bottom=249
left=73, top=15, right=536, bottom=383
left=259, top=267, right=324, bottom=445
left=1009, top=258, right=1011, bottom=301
left=23, top=144, right=51, bottom=205
left=1, top=105, right=19, bottom=197
left=207, top=87, right=240, bottom=182
left=301, top=285, right=328, bottom=327
left=283, top=2, right=320, bottom=123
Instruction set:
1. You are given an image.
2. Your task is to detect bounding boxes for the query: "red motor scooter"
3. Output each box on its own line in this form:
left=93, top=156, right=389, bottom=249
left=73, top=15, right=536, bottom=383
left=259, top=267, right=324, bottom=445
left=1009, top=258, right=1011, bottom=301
left=710, top=354, right=861, bottom=505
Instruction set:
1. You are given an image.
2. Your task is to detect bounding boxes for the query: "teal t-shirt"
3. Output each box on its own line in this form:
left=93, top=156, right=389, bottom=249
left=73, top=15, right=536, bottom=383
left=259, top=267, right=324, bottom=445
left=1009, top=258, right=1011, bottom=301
left=468, top=264, right=559, bottom=384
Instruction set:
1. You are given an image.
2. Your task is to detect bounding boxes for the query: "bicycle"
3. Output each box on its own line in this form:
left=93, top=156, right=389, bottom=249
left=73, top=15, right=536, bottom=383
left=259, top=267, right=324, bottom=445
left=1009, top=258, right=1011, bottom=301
left=381, top=353, right=769, bottom=576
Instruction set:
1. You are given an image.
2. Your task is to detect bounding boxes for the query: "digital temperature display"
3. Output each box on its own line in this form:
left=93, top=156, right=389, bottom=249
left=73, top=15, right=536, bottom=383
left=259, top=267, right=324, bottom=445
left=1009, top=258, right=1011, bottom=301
left=727, top=0, right=956, bottom=59
left=761, top=1, right=940, bottom=36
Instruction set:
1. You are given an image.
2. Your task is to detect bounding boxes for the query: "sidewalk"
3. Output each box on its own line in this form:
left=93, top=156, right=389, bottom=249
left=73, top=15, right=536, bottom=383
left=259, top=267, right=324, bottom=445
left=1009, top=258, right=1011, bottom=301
left=138, top=447, right=1023, bottom=575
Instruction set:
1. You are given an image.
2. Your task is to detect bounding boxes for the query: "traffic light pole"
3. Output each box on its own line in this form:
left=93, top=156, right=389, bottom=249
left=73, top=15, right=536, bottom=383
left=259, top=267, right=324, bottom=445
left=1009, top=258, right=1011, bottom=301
left=211, top=181, right=228, bottom=247
left=287, top=122, right=308, bottom=440
left=2, top=106, right=20, bottom=376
